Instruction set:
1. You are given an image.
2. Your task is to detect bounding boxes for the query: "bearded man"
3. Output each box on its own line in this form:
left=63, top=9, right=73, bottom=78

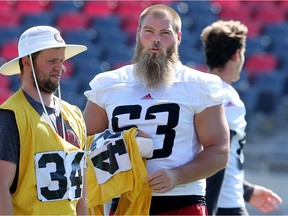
left=0, top=26, right=87, bottom=215
left=83, top=4, right=229, bottom=216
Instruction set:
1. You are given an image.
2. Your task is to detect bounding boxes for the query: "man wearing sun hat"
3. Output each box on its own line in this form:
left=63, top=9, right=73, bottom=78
left=0, top=26, right=88, bottom=215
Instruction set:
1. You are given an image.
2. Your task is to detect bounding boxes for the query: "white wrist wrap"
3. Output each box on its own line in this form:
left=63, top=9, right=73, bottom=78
left=135, top=137, right=154, bottom=158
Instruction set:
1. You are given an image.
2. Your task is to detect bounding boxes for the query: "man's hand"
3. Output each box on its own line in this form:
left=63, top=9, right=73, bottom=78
left=248, top=184, right=282, bottom=213
left=147, top=169, right=177, bottom=193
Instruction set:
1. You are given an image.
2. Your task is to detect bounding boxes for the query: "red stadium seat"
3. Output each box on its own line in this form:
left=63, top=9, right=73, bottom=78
left=0, top=1, right=15, bottom=12
left=115, top=1, right=145, bottom=17
left=245, top=21, right=263, bottom=38
left=0, top=88, right=13, bottom=105
left=245, top=53, right=278, bottom=76
left=278, top=1, right=288, bottom=8
left=0, top=74, right=11, bottom=89
left=114, top=1, right=146, bottom=35
left=121, top=19, right=139, bottom=36
left=0, top=11, right=21, bottom=27
left=240, top=18, right=263, bottom=38
left=217, top=5, right=252, bottom=23
left=1, top=40, right=18, bottom=61
left=15, top=1, right=51, bottom=15
left=252, top=7, right=286, bottom=24
left=56, top=12, right=90, bottom=32
left=62, top=60, right=74, bottom=79
left=82, top=1, right=116, bottom=17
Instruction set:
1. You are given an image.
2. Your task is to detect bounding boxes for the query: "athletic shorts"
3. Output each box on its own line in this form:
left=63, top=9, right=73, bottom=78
left=110, top=195, right=208, bottom=215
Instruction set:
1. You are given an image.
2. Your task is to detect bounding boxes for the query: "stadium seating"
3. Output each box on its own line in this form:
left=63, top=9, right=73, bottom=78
left=22, top=13, right=55, bottom=29
left=0, top=72, right=13, bottom=104
left=15, top=1, right=51, bottom=15
left=245, top=37, right=270, bottom=57
left=281, top=74, right=288, bottom=97
left=82, top=1, right=116, bottom=17
left=0, top=88, right=13, bottom=105
left=52, top=1, right=81, bottom=15
left=0, top=40, right=18, bottom=61
left=244, top=53, right=278, bottom=79
left=56, top=12, right=90, bottom=32
left=92, top=15, right=122, bottom=29
left=0, top=74, right=11, bottom=89
left=0, top=1, right=14, bottom=12
left=0, top=0, right=287, bottom=130
left=0, top=27, right=22, bottom=46
left=252, top=7, right=287, bottom=24
left=242, top=20, right=263, bottom=38
left=217, top=5, right=252, bottom=23
left=0, top=11, right=21, bottom=28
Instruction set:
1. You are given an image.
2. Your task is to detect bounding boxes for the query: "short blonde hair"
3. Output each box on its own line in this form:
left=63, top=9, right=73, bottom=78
left=138, top=4, right=182, bottom=33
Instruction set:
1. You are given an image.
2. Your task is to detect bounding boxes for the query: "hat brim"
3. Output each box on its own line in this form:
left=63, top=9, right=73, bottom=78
left=0, top=44, right=87, bottom=76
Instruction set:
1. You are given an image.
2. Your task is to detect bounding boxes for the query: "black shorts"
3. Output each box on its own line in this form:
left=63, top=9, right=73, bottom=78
left=216, top=207, right=249, bottom=216
left=111, top=195, right=206, bottom=215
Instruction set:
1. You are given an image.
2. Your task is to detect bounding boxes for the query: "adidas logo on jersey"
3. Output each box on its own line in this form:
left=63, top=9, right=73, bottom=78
left=141, top=93, right=153, bottom=99
left=225, top=101, right=234, bottom=107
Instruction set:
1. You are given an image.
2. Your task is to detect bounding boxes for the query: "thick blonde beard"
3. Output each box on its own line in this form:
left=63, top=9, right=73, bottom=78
left=132, top=41, right=179, bottom=89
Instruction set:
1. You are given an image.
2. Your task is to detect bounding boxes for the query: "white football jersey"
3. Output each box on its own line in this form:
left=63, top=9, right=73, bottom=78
left=217, top=81, right=247, bottom=208
left=85, top=61, right=224, bottom=196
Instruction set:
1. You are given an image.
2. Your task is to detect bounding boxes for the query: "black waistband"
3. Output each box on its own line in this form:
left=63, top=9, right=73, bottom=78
left=111, top=195, right=206, bottom=214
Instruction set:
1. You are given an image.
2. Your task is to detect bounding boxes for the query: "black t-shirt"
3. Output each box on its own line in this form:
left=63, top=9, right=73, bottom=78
left=0, top=109, right=19, bottom=164
left=0, top=109, right=19, bottom=193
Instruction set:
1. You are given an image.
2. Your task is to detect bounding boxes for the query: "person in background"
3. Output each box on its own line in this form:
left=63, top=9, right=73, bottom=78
left=201, top=20, right=282, bottom=215
left=83, top=4, right=229, bottom=215
left=0, top=26, right=88, bottom=215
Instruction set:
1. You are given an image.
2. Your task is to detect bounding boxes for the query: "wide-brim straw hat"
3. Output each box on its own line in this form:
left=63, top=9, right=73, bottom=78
left=0, top=25, right=87, bottom=76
